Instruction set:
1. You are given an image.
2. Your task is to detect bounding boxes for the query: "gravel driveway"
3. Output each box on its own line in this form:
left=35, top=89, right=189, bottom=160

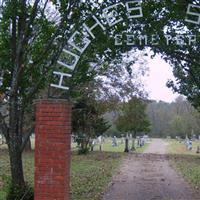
left=102, top=139, right=200, bottom=200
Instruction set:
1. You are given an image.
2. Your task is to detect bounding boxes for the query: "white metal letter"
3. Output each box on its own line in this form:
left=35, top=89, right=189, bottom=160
left=103, top=3, right=124, bottom=27
left=51, top=72, right=72, bottom=90
left=0, top=71, right=3, bottom=87
left=151, top=34, right=159, bottom=45
left=68, top=31, right=91, bottom=54
left=57, top=49, right=80, bottom=71
left=83, top=15, right=106, bottom=39
left=115, top=34, right=123, bottom=45
left=127, top=35, right=135, bottom=45
left=126, top=0, right=143, bottom=19
left=188, top=35, right=196, bottom=45
left=185, top=4, right=200, bottom=25
left=139, top=35, right=147, bottom=45
left=164, top=35, right=172, bottom=45
left=175, top=35, right=186, bottom=46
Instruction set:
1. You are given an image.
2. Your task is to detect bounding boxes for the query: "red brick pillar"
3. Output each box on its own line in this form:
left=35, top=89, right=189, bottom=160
left=34, top=99, right=71, bottom=200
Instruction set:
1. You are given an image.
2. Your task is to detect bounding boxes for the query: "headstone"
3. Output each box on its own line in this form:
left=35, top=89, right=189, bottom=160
left=121, top=134, right=124, bottom=144
left=141, top=136, right=145, bottom=147
left=112, top=136, right=117, bottom=146
left=188, top=140, right=192, bottom=150
left=98, top=135, right=102, bottom=144
left=185, top=138, right=189, bottom=149
left=90, top=138, right=95, bottom=151
left=144, top=134, right=148, bottom=142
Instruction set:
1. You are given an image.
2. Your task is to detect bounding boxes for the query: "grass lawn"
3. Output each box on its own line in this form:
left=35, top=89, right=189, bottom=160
left=71, top=152, right=122, bottom=200
left=167, top=139, right=200, bottom=190
left=72, top=138, right=150, bottom=153
left=0, top=150, right=123, bottom=200
left=0, top=137, right=149, bottom=199
left=167, top=139, right=200, bottom=155
left=169, top=154, right=200, bottom=189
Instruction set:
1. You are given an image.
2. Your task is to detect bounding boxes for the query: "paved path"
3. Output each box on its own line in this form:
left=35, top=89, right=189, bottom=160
left=102, top=139, right=200, bottom=200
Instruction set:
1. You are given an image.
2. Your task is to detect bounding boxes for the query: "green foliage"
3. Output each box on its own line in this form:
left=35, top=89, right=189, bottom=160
left=0, top=1, right=62, bottom=98
left=72, top=98, right=110, bottom=137
left=72, top=94, right=110, bottom=154
left=115, top=97, right=151, bottom=136
left=169, top=115, right=188, bottom=138
left=2, top=0, right=199, bottom=104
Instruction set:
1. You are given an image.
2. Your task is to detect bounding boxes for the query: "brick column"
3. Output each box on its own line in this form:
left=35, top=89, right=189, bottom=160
left=34, top=99, right=71, bottom=200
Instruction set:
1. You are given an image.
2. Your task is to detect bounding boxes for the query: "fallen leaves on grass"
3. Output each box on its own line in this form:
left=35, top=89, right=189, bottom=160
left=170, top=155, right=200, bottom=189
left=1, top=150, right=122, bottom=200
left=71, top=152, right=122, bottom=200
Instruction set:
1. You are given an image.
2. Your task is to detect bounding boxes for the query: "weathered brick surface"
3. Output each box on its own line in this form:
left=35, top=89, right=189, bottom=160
left=34, top=99, right=71, bottom=200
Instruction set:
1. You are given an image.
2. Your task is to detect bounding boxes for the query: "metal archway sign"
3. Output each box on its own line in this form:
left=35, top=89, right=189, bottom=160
left=51, top=1, right=200, bottom=90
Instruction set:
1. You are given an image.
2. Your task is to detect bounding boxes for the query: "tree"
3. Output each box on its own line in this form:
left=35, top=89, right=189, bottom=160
left=115, top=97, right=151, bottom=135
left=169, top=115, right=188, bottom=138
left=115, top=97, right=151, bottom=150
left=0, top=0, right=82, bottom=191
left=72, top=94, right=110, bottom=154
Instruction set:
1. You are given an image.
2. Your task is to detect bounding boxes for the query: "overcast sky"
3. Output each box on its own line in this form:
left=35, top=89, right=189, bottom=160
left=143, top=55, right=179, bottom=103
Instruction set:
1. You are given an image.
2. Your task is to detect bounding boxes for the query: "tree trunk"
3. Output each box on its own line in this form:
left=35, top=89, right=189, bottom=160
left=131, top=138, right=136, bottom=151
left=8, top=95, right=25, bottom=187
left=79, top=138, right=89, bottom=154
left=8, top=141, right=25, bottom=186
left=91, top=145, right=94, bottom=151
left=124, top=136, right=129, bottom=153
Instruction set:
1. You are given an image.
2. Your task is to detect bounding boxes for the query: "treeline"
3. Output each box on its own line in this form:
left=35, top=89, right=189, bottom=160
left=104, top=96, right=200, bottom=139
left=146, top=96, right=200, bottom=138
